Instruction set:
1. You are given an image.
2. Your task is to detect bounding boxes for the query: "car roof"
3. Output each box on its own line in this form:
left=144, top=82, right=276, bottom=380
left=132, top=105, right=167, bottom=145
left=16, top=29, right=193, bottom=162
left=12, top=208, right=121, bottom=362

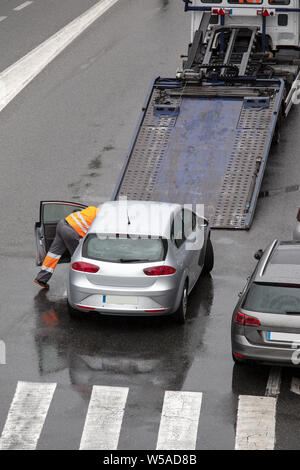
left=255, top=240, right=300, bottom=285
left=89, top=200, right=183, bottom=238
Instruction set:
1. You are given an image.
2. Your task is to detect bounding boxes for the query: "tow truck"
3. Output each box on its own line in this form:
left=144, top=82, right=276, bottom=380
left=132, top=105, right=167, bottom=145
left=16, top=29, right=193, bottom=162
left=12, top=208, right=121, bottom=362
left=35, top=1, right=300, bottom=265
left=112, top=0, right=300, bottom=229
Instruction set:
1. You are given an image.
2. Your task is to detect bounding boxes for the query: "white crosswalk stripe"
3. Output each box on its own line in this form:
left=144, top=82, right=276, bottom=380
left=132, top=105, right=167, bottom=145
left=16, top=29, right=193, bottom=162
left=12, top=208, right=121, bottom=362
left=156, top=391, right=203, bottom=450
left=235, top=395, right=277, bottom=450
left=79, top=385, right=129, bottom=450
left=0, top=382, right=286, bottom=450
left=0, top=381, right=56, bottom=450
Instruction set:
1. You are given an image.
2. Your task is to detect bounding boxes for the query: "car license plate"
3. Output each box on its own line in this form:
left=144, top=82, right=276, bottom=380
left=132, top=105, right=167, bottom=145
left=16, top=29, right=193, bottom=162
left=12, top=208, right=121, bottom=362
left=102, top=295, right=138, bottom=305
left=267, top=332, right=300, bottom=343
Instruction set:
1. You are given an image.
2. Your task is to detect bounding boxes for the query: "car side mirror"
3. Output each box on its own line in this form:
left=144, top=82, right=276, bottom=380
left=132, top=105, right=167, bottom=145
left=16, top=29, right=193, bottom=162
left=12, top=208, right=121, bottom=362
left=254, top=249, right=264, bottom=260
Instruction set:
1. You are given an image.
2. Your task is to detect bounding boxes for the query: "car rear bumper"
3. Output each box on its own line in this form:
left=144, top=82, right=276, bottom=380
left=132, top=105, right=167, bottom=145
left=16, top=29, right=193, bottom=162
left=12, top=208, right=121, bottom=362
left=67, top=285, right=179, bottom=316
left=232, top=334, right=300, bottom=366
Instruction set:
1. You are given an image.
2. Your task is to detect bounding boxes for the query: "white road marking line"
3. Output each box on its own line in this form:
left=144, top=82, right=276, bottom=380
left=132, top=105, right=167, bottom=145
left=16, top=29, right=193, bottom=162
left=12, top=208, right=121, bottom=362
left=13, top=1, right=33, bottom=11
left=79, top=385, right=128, bottom=450
left=235, top=395, right=276, bottom=450
left=0, top=0, right=120, bottom=113
left=156, top=391, right=202, bottom=450
left=291, top=377, right=300, bottom=395
left=0, top=381, right=56, bottom=450
left=265, top=367, right=282, bottom=397
left=0, top=17, right=7, bottom=23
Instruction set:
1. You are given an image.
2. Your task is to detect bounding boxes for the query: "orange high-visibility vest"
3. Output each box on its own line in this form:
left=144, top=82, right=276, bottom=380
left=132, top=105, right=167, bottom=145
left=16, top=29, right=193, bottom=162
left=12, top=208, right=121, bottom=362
left=66, top=206, right=99, bottom=238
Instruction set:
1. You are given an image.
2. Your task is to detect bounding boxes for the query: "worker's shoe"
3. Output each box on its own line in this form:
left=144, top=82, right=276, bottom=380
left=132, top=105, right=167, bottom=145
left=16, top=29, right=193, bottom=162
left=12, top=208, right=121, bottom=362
left=34, top=279, right=49, bottom=290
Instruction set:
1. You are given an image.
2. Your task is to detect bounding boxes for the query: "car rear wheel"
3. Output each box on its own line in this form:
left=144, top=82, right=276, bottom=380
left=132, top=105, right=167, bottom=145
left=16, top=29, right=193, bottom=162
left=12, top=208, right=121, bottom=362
left=174, top=282, right=188, bottom=324
left=202, top=238, right=214, bottom=274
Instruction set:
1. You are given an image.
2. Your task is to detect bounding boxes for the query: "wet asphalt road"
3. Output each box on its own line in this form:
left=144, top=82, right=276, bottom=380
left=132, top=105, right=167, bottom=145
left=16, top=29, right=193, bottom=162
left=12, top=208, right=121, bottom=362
left=1, top=0, right=300, bottom=450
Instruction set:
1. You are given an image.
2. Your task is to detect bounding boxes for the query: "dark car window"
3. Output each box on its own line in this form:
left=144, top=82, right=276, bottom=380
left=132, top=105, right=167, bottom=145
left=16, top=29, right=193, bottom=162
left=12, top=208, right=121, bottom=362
left=183, top=209, right=195, bottom=239
left=171, top=211, right=185, bottom=249
left=83, top=234, right=167, bottom=263
left=43, top=204, right=84, bottom=224
left=243, top=282, right=300, bottom=314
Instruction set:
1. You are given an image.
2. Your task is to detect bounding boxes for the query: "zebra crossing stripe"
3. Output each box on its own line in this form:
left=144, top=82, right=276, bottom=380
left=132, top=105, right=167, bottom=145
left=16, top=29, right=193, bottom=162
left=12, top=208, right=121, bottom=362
left=0, top=381, right=56, bottom=450
left=79, top=385, right=129, bottom=450
left=156, top=391, right=203, bottom=450
left=235, top=395, right=276, bottom=450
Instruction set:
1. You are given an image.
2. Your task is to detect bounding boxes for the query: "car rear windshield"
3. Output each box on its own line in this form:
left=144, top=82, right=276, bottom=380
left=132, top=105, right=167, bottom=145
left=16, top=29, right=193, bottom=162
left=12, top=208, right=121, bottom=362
left=82, top=234, right=167, bottom=263
left=242, top=283, right=300, bottom=314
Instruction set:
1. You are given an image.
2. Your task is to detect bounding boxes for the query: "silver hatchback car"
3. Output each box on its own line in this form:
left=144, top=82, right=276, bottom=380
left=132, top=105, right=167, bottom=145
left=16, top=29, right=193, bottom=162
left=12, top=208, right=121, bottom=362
left=65, top=200, right=213, bottom=323
left=232, top=239, right=300, bottom=366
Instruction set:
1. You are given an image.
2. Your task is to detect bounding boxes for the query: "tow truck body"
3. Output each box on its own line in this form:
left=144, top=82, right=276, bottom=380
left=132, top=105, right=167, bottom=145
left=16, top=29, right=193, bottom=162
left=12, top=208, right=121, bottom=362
left=112, top=1, right=300, bottom=229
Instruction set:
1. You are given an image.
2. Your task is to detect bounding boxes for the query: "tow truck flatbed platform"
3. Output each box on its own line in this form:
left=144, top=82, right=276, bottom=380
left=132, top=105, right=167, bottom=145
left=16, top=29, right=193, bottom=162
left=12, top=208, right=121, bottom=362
left=113, top=76, right=284, bottom=229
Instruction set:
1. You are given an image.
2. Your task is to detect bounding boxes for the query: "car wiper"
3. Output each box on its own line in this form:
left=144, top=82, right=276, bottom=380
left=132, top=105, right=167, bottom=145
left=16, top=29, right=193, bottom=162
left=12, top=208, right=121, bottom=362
left=119, top=259, right=150, bottom=263
left=285, top=311, right=300, bottom=315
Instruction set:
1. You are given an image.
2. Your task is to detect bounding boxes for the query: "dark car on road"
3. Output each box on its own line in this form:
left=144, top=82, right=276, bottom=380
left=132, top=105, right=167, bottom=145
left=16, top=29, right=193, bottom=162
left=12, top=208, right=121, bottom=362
left=231, top=239, right=300, bottom=366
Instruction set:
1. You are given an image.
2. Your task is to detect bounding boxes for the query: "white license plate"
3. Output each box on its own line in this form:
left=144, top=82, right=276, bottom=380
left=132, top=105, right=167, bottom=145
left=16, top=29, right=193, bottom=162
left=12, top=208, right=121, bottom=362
left=267, top=332, right=300, bottom=343
left=102, top=295, right=138, bottom=306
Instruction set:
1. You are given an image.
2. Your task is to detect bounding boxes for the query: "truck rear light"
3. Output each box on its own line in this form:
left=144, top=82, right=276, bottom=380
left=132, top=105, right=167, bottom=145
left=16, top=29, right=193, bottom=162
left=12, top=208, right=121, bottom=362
left=143, top=266, right=176, bottom=276
left=234, top=312, right=261, bottom=326
left=72, top=262, right=99, bottom=273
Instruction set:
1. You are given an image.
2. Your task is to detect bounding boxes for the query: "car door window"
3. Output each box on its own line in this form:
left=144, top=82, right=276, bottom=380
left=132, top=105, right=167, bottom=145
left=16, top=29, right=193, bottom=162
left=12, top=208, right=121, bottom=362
left=42, top=202, right=87, bottom=224
left=183, top=209, right=195, bottom=239
left=37, top=201, right=87, bottom=260
left=171, top=211, right=185, bottom=249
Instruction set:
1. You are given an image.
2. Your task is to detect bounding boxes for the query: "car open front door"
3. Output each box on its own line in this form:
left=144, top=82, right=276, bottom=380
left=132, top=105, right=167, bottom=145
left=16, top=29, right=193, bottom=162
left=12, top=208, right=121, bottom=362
left=35, top=201, right=87, bottom=266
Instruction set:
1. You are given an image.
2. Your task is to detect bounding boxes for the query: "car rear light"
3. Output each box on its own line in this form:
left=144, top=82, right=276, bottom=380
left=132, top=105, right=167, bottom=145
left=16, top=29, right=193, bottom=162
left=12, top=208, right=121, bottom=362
left=234, top=312, right=261, bottom=326
left=72, top=262, right=99, bottom=273
left=297, top=208, right=300, bottom=222
left=143, top=266, right=176, bottom=276
left=233, top=352, right=244, bottom=359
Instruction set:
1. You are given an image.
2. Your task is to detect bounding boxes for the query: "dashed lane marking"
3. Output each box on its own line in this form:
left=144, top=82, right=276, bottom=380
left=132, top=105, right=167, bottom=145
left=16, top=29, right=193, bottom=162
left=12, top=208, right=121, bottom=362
left=14, top=2, right=33, bottom=12
left=265, top=367, right=282, bottom=398
left=291, top=377, right=300, bottom=395
left=0, top=381, right=56, bottom=450
left=0, top=0, right=120, bottom=113
left=156, top=391, right=203, bottom=450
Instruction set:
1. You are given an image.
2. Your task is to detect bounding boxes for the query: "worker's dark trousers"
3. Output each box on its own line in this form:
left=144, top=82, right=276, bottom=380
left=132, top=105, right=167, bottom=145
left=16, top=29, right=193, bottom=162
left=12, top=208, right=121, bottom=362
left=35, top=219, right=81, bottom=284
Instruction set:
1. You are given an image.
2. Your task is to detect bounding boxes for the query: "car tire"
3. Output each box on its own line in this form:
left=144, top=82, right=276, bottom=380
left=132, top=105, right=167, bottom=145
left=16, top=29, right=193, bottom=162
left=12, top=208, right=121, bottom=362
left=202, top=238, right=214, bottom=274
left=174, top=282, right=188, bottom=324
left=67, top=301, right=82, bottom=320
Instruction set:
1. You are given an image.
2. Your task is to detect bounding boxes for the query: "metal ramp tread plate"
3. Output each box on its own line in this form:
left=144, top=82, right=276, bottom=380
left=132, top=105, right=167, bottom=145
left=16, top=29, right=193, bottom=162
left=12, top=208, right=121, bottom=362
left=115, top=85, right=280, bottom=229
left=212, top=93, right=277, bottom=229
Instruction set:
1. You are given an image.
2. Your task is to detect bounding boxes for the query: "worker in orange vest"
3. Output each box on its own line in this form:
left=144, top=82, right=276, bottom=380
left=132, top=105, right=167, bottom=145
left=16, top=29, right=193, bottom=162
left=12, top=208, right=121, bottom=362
left=34, top=206, right=99, bottom=289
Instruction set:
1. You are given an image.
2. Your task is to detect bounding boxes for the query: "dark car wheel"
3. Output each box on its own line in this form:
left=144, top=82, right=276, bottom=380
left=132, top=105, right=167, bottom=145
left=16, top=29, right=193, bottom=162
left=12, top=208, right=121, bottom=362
left=202, top=238, right=214, bottom=274
left=174, top=282, right=188, bottom=324
left=67, top=301, right=83, bottom=320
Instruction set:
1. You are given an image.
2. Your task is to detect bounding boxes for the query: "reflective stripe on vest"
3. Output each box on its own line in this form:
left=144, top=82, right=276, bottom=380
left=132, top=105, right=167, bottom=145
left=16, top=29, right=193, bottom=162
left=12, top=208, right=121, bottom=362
left=70, top=212, right=88, bottom=237
left=65, top=207, right=99, bottom=238
left=42, top=254, right=61, bottom=272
